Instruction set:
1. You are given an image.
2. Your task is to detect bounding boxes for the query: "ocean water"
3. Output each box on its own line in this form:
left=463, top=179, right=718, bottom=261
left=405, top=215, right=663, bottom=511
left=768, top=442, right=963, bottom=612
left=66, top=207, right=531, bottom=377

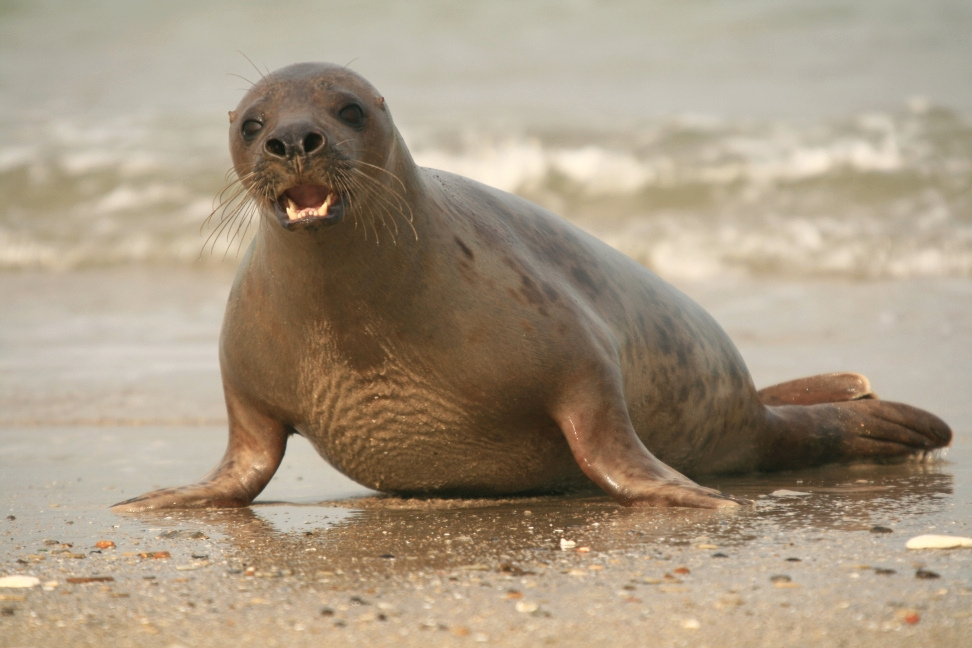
left=2, top=0, right=971, bottom=279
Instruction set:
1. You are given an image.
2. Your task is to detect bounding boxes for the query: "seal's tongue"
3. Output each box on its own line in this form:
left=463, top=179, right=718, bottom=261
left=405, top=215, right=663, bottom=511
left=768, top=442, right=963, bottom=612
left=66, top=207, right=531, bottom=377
left=282, top=185, right=334, bottom=220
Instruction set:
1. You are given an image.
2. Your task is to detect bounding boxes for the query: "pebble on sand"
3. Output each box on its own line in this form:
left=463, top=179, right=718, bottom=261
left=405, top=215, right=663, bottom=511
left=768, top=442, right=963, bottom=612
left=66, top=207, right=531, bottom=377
left=514, top=600, right=539, bottom=614
left=905, top=535, right=972, bottom=550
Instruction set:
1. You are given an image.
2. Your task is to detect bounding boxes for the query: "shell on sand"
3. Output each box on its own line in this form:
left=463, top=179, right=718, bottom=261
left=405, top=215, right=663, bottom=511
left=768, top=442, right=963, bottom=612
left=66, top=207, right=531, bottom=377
left=905, top=534, right=972, bottom=550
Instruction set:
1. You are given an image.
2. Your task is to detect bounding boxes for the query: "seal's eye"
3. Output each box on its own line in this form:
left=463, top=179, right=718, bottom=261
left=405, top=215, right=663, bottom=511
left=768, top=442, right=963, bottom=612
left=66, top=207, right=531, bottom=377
left=241, top=119, right=263, bottom=140
left=338, top=104, right=365, bottom=128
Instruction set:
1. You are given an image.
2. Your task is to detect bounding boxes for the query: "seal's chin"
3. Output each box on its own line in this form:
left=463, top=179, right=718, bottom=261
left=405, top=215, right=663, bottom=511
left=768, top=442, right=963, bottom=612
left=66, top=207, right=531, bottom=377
left=274, top=184, right=345, bottom=230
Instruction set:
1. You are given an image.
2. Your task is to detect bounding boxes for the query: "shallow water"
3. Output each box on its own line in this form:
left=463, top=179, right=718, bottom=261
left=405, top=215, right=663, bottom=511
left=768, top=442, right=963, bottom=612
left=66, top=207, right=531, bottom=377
left=2, top=1, right=971, bottom=276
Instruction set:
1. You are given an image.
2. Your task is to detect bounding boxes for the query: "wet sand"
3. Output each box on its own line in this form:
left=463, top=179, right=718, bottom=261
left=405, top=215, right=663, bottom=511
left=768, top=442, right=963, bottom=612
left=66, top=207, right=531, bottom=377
left=2, top=269, right=970, bottom=647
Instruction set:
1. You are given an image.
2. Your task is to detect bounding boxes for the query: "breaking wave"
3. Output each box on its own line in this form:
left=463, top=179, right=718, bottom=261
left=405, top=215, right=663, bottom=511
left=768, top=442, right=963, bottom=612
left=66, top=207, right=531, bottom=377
left=2, top=105, right=970, bottom=280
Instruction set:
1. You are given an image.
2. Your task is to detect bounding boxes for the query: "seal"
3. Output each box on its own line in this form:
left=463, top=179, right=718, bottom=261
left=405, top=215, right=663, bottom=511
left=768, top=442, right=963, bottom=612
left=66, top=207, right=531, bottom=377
left=113, top=63, right=952, bottom=511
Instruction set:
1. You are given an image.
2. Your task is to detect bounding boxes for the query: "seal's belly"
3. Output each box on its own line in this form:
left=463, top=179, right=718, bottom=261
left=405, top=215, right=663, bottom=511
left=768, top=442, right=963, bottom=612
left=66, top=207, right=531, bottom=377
left=292, top=376, right=585, bottom=495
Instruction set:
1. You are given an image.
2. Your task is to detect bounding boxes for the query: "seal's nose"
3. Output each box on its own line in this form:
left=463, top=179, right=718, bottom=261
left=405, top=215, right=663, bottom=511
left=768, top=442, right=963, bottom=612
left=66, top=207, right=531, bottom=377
left=263, top=121, right=326, bottom=159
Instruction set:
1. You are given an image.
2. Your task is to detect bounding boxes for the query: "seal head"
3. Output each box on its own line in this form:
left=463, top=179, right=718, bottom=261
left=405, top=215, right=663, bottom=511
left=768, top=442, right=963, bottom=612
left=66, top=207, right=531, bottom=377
left=228, top=63, right=402, bottom=232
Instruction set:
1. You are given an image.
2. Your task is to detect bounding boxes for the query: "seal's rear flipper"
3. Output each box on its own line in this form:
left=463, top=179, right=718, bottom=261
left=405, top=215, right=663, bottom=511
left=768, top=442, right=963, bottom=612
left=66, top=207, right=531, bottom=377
left=758, top=372, right=875, bottom=406
left=758, top=399, right=952, bottom=471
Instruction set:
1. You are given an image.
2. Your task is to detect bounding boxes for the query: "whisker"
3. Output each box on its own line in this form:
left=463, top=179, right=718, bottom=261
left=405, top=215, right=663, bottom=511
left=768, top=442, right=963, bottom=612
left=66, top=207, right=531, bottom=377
left=238, top=51, right=268, bottom=82
left=345, top=165, right=418, bottom=242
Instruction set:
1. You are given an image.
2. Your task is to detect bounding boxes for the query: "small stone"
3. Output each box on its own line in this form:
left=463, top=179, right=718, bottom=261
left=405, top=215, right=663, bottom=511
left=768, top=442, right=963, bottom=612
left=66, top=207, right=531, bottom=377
left=0, top=576, right=40, bottom=589
left=158, top=530, right=208, bottom=540
left=673, top=567, right=690, bottom=575
left=785, top=557, right=802, bottom=562
left=874, top=568, right=896, bottom=576
left=515, top=600, right=538, bottom=614
left=66, top=576, right=114, bottom=584
left=716, top=594, right=744, bottom=609
left=712, top=552, right=729, bottom=558
left=95, top=541, right=115, bottom=549
left=6, top=516, right=14, bottom=521
left=770, top=490, right=811, bottom=497
left=681, top=618, right=701, bottom=630
left=895, top=608, right=921, bottom=624
left=906, top=535, right=972, bottom=550
left=870, top=526, right=893, bottom=534
left=769, top=575, right=792, bottom=584
left=320, top=606, right=334, bottom=616
left=498, top=563, right=529, bottom=575
left=138, top=551, right=170, bottom=560
left=915, top=569, right=941, bottom=580
left=559, top=538, right=576, bottom=551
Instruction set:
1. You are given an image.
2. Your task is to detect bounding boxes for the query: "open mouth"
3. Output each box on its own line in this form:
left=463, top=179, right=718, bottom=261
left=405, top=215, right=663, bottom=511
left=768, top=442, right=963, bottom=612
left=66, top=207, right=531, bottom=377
left=274, top=184, right=344, bottom=230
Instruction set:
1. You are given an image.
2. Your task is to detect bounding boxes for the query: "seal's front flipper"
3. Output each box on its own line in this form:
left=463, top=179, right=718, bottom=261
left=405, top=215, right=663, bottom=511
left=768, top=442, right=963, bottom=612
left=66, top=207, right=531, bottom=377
left=112, top=385, right=288, bottom=513
left=758, top=372, right=875, bottom=406
left=759, top=399, right=952, bottom=471
left=553, top=373, right=751, bottom=509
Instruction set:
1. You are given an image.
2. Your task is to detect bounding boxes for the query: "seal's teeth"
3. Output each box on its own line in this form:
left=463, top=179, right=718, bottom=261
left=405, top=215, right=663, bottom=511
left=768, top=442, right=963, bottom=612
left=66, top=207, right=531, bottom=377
left=285, top=197, right=299, bottom=220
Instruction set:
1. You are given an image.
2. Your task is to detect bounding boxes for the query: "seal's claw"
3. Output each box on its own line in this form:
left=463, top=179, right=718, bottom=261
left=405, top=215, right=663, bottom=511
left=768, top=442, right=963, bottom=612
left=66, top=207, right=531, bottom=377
left=624, top=483, right=751, bottom=509
left=110, top=484, right=253, bottom=513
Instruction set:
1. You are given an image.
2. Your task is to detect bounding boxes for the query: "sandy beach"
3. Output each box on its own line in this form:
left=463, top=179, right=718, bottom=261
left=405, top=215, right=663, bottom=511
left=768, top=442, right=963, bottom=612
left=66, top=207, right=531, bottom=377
left=1, top=269, right=969, bottom=647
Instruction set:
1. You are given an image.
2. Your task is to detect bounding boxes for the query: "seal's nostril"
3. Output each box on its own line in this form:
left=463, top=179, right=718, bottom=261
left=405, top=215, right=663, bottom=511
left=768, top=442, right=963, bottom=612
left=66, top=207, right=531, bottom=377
left=265, top=138, right=287, bottom=158
left=303, top=133, right=325, bottom=154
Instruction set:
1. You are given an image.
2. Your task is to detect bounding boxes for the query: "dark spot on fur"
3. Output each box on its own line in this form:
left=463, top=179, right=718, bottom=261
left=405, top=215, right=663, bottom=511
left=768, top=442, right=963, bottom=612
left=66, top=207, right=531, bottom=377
left=542, top=282, right=560, bottom=302
left=675, top=343, right=689, bottom=366
left=454, top=236, right=474, bottom=260
left=694, top=377, right=707, bottom=399
left=457, top=259, right=476, bottom=283
left=654, top=322, right=672, bottom=355
left=519, top=273, right=550, bottom=317
left=571, top=266, right=598, bottom=297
